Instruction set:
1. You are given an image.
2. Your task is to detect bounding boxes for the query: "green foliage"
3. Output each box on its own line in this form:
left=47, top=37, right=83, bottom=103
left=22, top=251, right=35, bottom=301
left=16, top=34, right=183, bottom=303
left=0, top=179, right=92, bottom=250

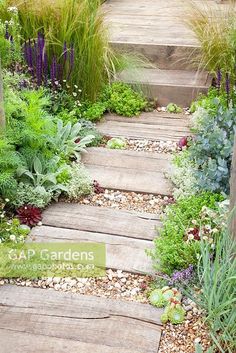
left=0, top=0, right=125, bottom=100
left=0, top=201, right=30, bottom=243
left=185, top=1, right=236, bottom=85
left=17, top=155, right=68, bottom=193
left=149, top=192, right=224, bottom=275
left=173, top=96, right=236, bottom=196
left=0, top=7, right=22, bottom=67
left=166, top=103, right=182, bottom=113
left=49, top=119, right=94, bottom=161
left=107, top=137, right=126, bottom=150
left=186, top=228, right=236, bottom=353
left=161, top=302, right=186, bottom=325
left=65, top=163, right=93, bottom=200
left=12, top=182, right=52, bottom=208
left=105, top=82, right=148, bottom=117
left=82, top=101, right=107, bottom=122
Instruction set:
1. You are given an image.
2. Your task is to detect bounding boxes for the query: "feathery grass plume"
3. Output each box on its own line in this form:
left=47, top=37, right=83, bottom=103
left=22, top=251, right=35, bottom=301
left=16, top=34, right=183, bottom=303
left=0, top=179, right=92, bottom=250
left=183, top=0, right=236, bottom=86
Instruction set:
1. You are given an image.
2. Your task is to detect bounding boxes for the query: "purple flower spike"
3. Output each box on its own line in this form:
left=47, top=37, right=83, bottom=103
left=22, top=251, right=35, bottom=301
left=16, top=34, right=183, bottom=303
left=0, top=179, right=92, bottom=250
left=226, top=72, right=230, bottom=96
left=5, top=23, right=9, bottom=40
left=217, top=68, right=222, bottom=90
left=63, top=41, right=67, bottom=62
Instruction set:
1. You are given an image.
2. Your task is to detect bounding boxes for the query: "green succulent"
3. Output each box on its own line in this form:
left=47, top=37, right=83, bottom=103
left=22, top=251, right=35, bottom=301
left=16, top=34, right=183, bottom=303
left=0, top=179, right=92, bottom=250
left=106, top=138, right=127, bottom=150
left=166, top=103, right=182, bottom=113
left=149, top=289, right=166, bottom=308
left=161, top=302, right=186, bottom=325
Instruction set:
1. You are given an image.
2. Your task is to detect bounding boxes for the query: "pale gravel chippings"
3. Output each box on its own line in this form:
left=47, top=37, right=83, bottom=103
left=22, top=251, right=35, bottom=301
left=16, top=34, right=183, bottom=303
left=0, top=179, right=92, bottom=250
left=126, top=139, right=179, bottom=153
left=0, top=270, right=149, bottom=303
left=78, top=189, right=174, bottom=214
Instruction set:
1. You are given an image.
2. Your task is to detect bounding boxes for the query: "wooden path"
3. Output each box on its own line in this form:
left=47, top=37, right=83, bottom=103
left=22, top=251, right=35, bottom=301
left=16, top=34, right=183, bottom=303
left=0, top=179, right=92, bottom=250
left=104, top=0, right=223, bottom=105
left=0, top=286, right=163, bottom=353
left=0, top=0, right=218, bottom=352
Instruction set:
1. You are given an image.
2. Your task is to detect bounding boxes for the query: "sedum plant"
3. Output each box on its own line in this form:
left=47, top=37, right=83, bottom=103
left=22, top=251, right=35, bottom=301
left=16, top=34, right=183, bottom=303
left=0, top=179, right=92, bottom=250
left=106, top=137, right=127, bottom=150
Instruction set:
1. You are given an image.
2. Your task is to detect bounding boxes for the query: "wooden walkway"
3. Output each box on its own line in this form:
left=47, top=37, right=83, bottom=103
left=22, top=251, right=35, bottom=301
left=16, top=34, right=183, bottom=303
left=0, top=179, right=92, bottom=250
left=104, top=0, right=222, bottom=105
left=0, top=286, right=162, bottom=353
left=0, top=0, right=216, bottom=352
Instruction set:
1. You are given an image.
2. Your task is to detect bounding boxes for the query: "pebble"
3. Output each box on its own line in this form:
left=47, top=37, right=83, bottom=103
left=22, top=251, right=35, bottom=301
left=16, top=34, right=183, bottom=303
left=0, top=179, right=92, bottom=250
left=126, top=139, right=179, bottom=154
left=79, top=190, right=174, bottom=215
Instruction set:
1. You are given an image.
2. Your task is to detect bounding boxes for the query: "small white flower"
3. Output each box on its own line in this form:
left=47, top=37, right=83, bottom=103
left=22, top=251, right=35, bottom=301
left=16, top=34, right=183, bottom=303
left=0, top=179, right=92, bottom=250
left=202, top=236, right=208, bottom=241
left=74, top=84, right=78, bottom=89
left=7, top=6, right=18, bottom=14
left=188, top=234, right=194, bottom=241
left=37, top=221, right=42, bottom=226
left=9, top=234, right=16, bottom=241
left=5, top=198, right=10, bottom=202
left=72, top=92, right=77, bottom=97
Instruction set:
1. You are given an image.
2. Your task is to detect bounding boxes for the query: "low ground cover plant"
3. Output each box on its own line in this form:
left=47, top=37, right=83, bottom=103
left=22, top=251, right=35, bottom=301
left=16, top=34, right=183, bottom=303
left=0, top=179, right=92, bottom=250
left=149, top=192, right=226, bottom=275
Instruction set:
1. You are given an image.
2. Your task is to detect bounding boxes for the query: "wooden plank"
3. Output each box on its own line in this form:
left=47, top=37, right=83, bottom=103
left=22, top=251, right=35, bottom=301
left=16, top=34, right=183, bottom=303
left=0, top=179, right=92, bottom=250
left=41, top=203, right=160, bottom=241
left=31, top=225, right=155, bottom=274
left=0, top=331, right=150, bottom=353
left=118, top=68, right=211, bottom=106
left=97, top=121, right=189, bottom=141
left=83, top=148, right=172, bottom=171
left=104, top=112, right=191, bottom=126
left=85, top=165, right=172, bottom=195
left=0, top=286, right=162, bottom=353
left=82, top=148, right=173, bottom=195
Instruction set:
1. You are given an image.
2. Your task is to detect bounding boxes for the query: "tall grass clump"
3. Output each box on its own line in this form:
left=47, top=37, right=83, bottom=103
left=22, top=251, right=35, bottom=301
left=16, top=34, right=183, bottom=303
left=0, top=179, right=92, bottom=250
left=187, top=227, right=236, bottom=353
left=0, top=0, right=119, bottom=100
left=184, top=0, right=236, bottom=85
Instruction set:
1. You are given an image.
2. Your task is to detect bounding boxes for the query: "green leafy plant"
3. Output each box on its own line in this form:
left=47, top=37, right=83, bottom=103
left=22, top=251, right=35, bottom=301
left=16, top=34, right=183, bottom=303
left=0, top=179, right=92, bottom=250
left=0, top=200, right=30, bottom=243
left=106, top=137, right=127, bottom=149
left=12, top=182, right=52, bottom=209
left=17, top=155, right=68, bottom=194
left=49, top=119, right=94, bottom=161
left=105, top=82, right=148, bottom=117
left=65, top=163, right=93, bottom=200
left=149, top=192, right=225, bottom=275
left=166, top=103, right=182, bottom=113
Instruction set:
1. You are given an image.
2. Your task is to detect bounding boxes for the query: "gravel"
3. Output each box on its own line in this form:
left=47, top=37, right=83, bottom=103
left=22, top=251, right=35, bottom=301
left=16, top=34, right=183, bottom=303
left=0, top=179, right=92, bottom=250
left=126, top=139, right=179, bottom=153
left=79, top=189, right=174, bottom=214
left=0, top=270, right=150, bottom=303
left=159, top=315, right=211, bottom=353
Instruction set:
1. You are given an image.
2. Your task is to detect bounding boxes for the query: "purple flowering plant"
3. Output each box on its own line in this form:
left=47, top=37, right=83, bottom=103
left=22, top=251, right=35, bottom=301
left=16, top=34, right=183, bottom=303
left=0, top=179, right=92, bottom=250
left=23, top=32, right=75, bottom=87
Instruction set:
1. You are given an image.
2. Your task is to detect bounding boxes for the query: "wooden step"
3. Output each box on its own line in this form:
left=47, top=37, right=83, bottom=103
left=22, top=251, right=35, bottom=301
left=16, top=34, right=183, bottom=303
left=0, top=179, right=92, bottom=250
left=82, top=147, right=173, bottom=195
left=117, top=68, right=211, bottom=107
left=0, top=285, right=163, bottom=353
left=104, top=0, right=219, bottom=69
left=98, top=112, right=190, bottom=141
left=31, top=203, right=160, bottom=273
